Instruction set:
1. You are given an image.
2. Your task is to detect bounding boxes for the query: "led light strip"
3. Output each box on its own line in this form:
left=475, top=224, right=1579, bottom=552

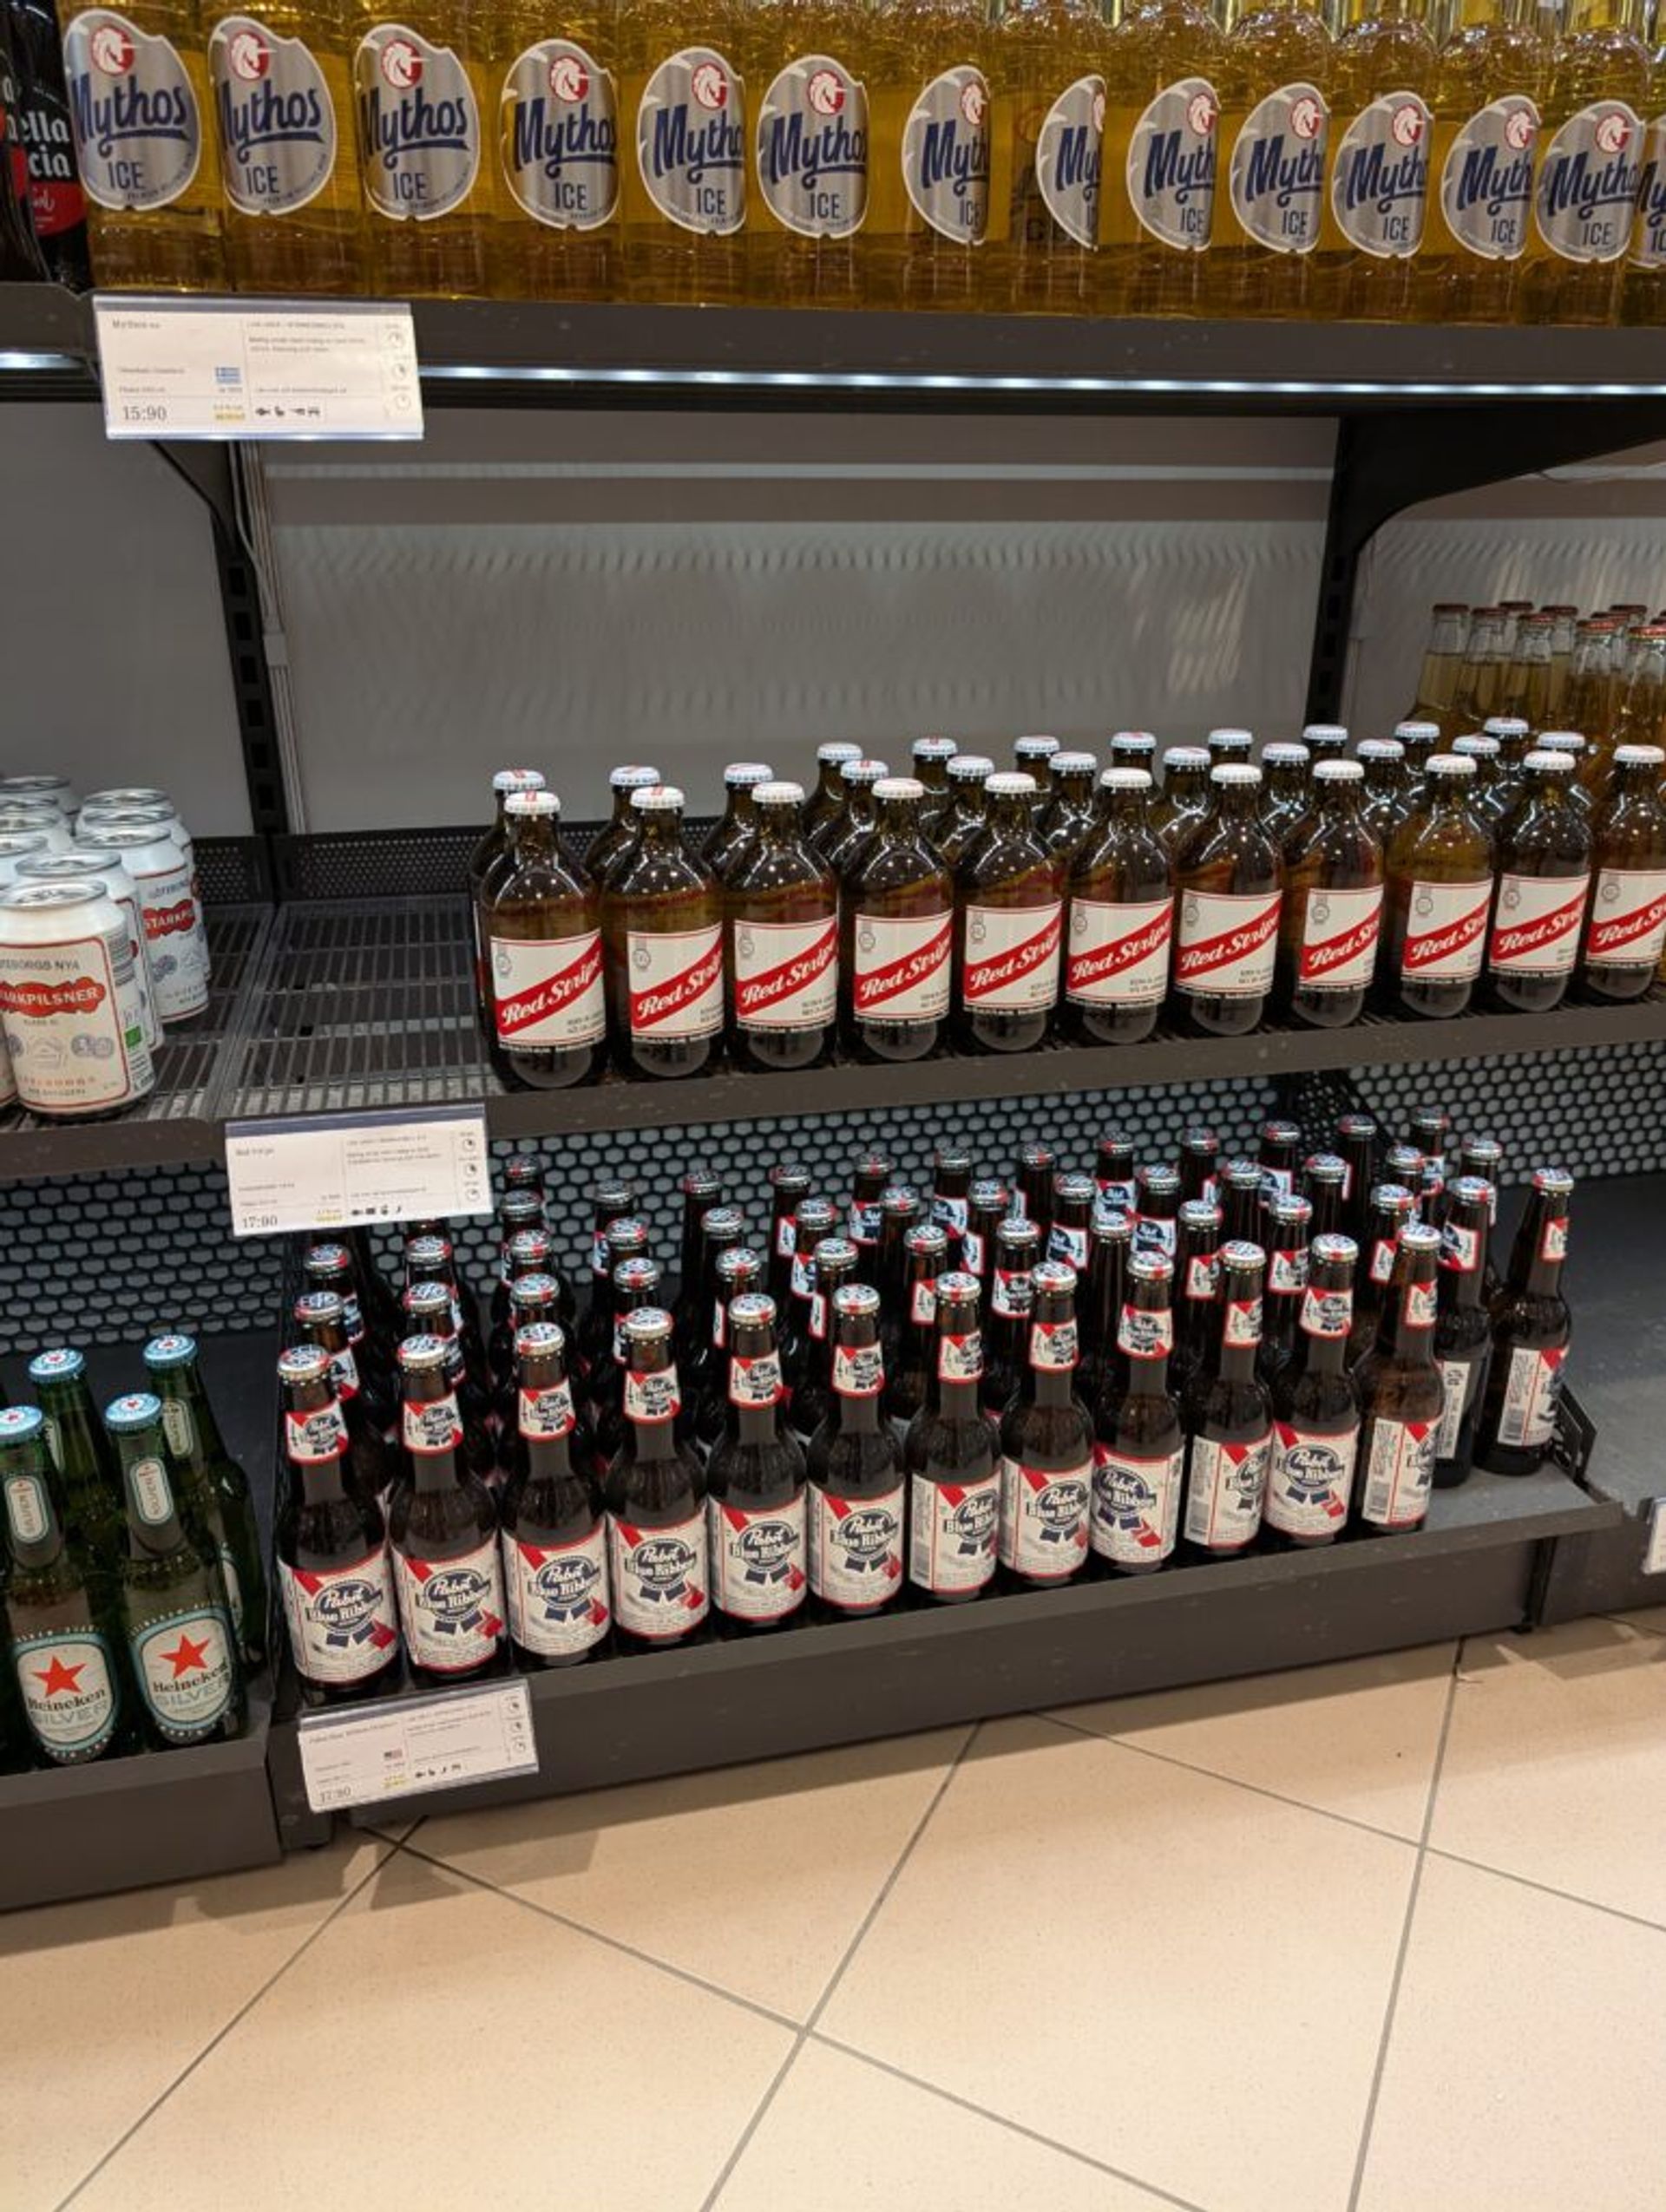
left=0, top=350, right=84, bottom=373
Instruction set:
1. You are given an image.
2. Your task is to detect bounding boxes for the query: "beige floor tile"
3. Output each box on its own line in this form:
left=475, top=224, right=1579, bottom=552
left=1050, top=1640, right=1456, bottom=1840
left=71, top=1847, right=795, bottom=2212
left=1358, top=1854, right=1666, bottom=2212
left=0, top=1832, right=390, bottom=2211
left=821, top=1716, right=1415, bottom=2212
left=412, top=1726, right=971, bottom=2021
left=717, top=2039, right=1179, bottom=2212
left=1429, top=1620, right=1666, bottom=1924
left=1610, top=1604, right=1666, bottom=1638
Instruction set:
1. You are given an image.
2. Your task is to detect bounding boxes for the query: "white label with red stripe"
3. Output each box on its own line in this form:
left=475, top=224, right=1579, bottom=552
left=626, top=924, right=724, bottom=1039
left=910, top=1279, right=937, bottom=1325
left=833, top=1342, right=885, bottom=1397
left=1030, top=1318, right=1078, bottom=1371
left=393, top=1535, right=506, bottom=1672
left=1066, top=894, right=1172, bottom=1006
left=1584, top=867, right=1666, bottom=970
left=1434, top=1351, right=1483, bottom=1460
left=403, top=1394, right=463, bottom=1456
left=1302, top=1285, right=1353, bottom=1338
left=908, top=1469, right=1000, bottom=1595
left=519, top=1380, right=576, bottom=1440
left=1494, top=1341, right=1565, bottom=1450
left=728, top=1351, right=784, bottom=1408
left=502, top=1524, right=610, bottom=1658
left=608, top=1509, right=709, bottom=1638
left=731, top=914, right=838, bottom=1030
left=809, top=1482, right=905, bottom=1609
left=851, top=909, right=952, bottom=1023
left=1399, top=878, right=1490, bottom=981
left=1224, top=1295, right=1262, bottom=1347
left=1091, top=1441, right=1184, bottom=1567
left=1360, top=1415, right=1435, bottom=1526
left=961, top=901, right=1063, bottom=1011
left=1541, top=1216, right=1568, bottom=1263
left=1296, top=884, right=1383, bottom=990
left=1265, top=1422, right=1358, bottom=1540
left=937, top=1329, right=983, bottom=1383
left=624, top=1370, right=681, bottom=1423
left=1173, top=889, right=1281, bottom=998
left=1183, top=1430, right=1270, bottom=1549
left=709, top=1491, right=808, bottom=1621
left=998, top=1455, right=1091, bottom=1580
left=285, top=1404, right=351, bottom=1464
left=1487, top=873, right=1590, bottom=975
left=490, top=931, right=605, bottom=1047
left=1118, top=1304, right=1174, bottom=1358
left=279, top=1547, right=400, bottom=1684
left=133, top=851, right=210, bottom=1022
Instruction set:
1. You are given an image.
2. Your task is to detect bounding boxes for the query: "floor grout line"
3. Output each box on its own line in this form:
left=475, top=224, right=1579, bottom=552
left=807, top=2032, right=1217, bottom=2212
left=1597, top=1610, right=1666, bottom=1642
left=1420, top=1845, right=1666, bottom=1938
left=696, top=2035, right=809, bottom=2212
left=53, top=1834, right=402, bottom=2212
left=1342, top=1641, right=1466, bottom=2212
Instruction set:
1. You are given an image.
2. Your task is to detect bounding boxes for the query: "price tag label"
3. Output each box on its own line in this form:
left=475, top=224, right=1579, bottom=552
left=225, top=1104, right=490, bottom=1237
left=298, top=1679, right=537, bottom=1813
left=95, top=297, right=423, bottom=442
left=1643, top=1498, right=1666, bottom=1577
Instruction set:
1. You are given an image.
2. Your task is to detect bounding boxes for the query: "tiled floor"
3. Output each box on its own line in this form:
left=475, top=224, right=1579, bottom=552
left=6, top=1609, right=1665, bottom=2212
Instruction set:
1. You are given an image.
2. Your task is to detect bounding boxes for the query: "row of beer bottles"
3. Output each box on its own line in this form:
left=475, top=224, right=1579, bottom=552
left=1407, top=601, right=1666, bottom=746
left=43, top=0, right=1666, bottom=328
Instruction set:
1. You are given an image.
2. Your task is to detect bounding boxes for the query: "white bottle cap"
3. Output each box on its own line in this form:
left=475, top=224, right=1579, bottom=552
left=1394, top=722, right=1441, bottom=743
left=753, top=780, right=806, bottom=808
left=1210, top=762, right=1262, bottom=786
left=1538, top=731, right=1586, bottom=753
left=1523, top=749, right=1575, bottom=773
left=723, top=762, right=774, bottom=787
left=610, top=763, right=660, bottom=790
left=632, top=783, right=685, bottom=811
left=1099, top=768, right=1154, bottom=792
left=1302, top=724, right=1348, bottom=745
left=817, top=742, right=862, bottom=766
left=1314, top=759, right=1364, bottom=782
left=1426, top=754, right=1476, bottom=778
left=912, top=736, right=957, bottom=762
left=1163, top=747, right=1210, bottom=769
left=505, top=789, right=560, bottom=817
left=1453, top=733, right=1499, bottom=756
left=491, top=768, right=546, bottom=795
left=1263, top=743, right=1311, bottom=765
left=1050, top=751, right=1097, bottom=775
left=948, top=755, right=994, bottom=781
left=987, top=773, right=1038, bottom=796
left=1357, top=738, right=1405, bottom=761
left=1209, top=727, right=1254, bottom=747
left=842, top=758, right=889, bottom=785
left=1614, top=744, right=1664, bottom=766
left=874, top=777, right=926, bottom=802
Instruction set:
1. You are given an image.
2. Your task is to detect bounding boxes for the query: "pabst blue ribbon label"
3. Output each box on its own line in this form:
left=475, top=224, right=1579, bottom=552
left=492, top=931, right=606, bottom=1048
left=1635, top=115, right=1666, bottom=268
left=728, top=1351, right=784, bottom=1407
left=1330, top=90, right=1429, bottom=258
left=1046, top=1222, right=1089, bottom=1272
left=910, top=1278, right=938, bottom=1325
left=1091, top=1442, right=1183, bottom=1567
left=710, top=1492, right=807, bottom=1621
left=961, top=901, right=1062, bottom=1013
left=609, top=1509, right=709, bottom=1637
left=1302, top=1284, right=1352, bottom=1337
left=504, top=1525, right=609, bottom=1656
left=1535, top=101, right=1643, bottom=262
left=1361, top=1415, right=1435, bottom=1527
left=1404, top=1278, right=1438, bottom=1331
left=285, top=1403, right=351, bottom=1463
left=1118, top=1304, right=1173, bottom=1359
left=998, top=1456, right=1091, bottom=1580
left=14, top=1628, right=120, bottom=1761
left=62, top=10, right=201, bottom=210
left=852, top=909, right=951, bottom=1023
left=810, top=1482, right=904, bottom=1609
left=279, top=1548, right=399, bottom=1684
left=833, top=1342, right=884, bottom=1397
left=1487, top=873, right=1591, bottom=975
left=1229, top=82, right=1328, bottom=253
left=627, top=923, right=724, bottom=1039
left=1440, top=1219, right=1481, bottom=1273
left=403, top=1393, right=462, bottom=1455
left=1266, top=1423, right=1357, bottom=1540
left=1584, top=867, right=1666, bottom=966
left=502, top=38, right=618, bottom=231
left=1173, top=889, right=1281, bottom=998
left=937, top=1329, right=983, bottom=1383
left=395, top=1537, right=506, bottom=1671
left=131, top=1604, right=236, bottom=1740
left=208, top=15, right=336, bottom=216
left=1400, top=877, right=1490, bottom=981
left=1370, top=1235, right=1399, bottom=1286
left=731, top=914, right=837, bottom=1031
left=0, top=927, right=151, bottom=1115
left=1495, top=1341, right=1564, bottom=1451
left=1030, top=1318, right=1079, bottom=1371
left=757, top=52, right=866, bottom=238
left=1440, top=95, right=1538, bottom=260
left=908, top=1469, right=999, bottom=1595
left=1541, top=1216, right=1569, bottom=1263
left=1127, top=76, right=1217, bottom=252
left=1185, top=1251, right=1219, bottom=1300
left=1183, top=1430, right=1270, bottom=1549
left=1435, top=1351, right=1481, bottom=1459
left=933, top=1191, right=969, bottom=1237
left=355, top=23, right=479, bottom=222
left=623, top=1367, right=680, bottom=1424
left=992, top=1266, right=1033, bottom=1319
left=636, top=46, right=744, bottom=235
left=519, top=1379, right=575, bottom=1439
left=1269, top=1246, right=1308, bottom=1294
left=1036, top=72, right=1104, bottom=249
left=1223, top=1294, right=1262, bottom=1347
left=1066, top=894, right=1172, bottom=1006
left=1298, top=885, right=1383, bottom=989
left=902, top=63, right=988, bottom=244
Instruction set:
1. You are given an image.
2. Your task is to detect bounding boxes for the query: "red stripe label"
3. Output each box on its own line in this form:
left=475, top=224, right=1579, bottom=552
left=854, top=914, right=952, bottom=1014
left=1402, top=892, right=1489, bottom=974
left=495, top=933, right=604, bottom=1038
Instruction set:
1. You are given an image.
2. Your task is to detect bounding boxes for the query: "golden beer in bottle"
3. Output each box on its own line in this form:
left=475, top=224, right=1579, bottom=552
left=620, top=0, right=747, bottom=302
left=867, top=0, right=994, bottom=310
left=1420, top=0, right=1545, bottom=324
left=1518, top=0, right=1650, bottom=325
left=351, top=0, right=493, bottom=294
left=1317, top=0, right=1436, bottom=323
left=1100, top=0, right=1227, bottom=315
left=992, top=0, right=1107, bottom=311
left=1210, top=0, right=1333, bottom=317
left=489, top=0, right=622, bottom=299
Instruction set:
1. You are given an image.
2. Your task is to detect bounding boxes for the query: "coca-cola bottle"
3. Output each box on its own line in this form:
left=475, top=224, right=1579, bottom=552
left=1181, top=1240, right=1274, bottom=1560
left=982, top=1215, right=1040, bottom=1417
left=846, top=1150, right=893, bottom=1283
left=1358, top=738, right=1413, bottom=841
left=1171, top=765, right=1283, bottom=1037
left=1477, top=1167, right=1572, bottom=1477
left=911, top=736, right=959, bottom=830
left=585, top=764, right=663, bottom=890
left=905, top=1273, right=1002, bottom=1605
left=725, top=780, right=838, bottom=1072
left=1260, top=743, right=1312, bottom=842
left=603, top=1309, right=709, bottom=1649
left=1432, top=1175, right=1493, bottom=1488
left=499, top=1322, right=610, bottom=1667
left=803, top=742, right=862, bottom=846
left=933, top=755, right=995, bottom=868
left=690, top=1246, right=764, bottom=1462
left=600, top=784, right=724, bottom=1082
left=997, top=1261, right=1092, bottom=1587
left=1170, top=1198, right=1223, bottom=1406
left=1348, top=1182, right=1419, bottom=1371
left=483, top=789, right=606, bottom=1091
left=389, top=1338, right=508, bottom=1685
left=1076, top=1205, right=1131, bottom=1415
left=1091, top=1252, right=1184, bottom=1575
left=788, top=1234, right=858, bottom=1449
left=1151, top=746, right=1212, bottom=856
left=1062, top=769, right=1174, bottom=1045
left=1276, top=761, right=1384, bottom=1028
left=1355, top=1224, right=1444, bottom=1534
left=805, top=1284, right=905, bottom=1618
left=820, top=758, right=890, bottom=875
left=1381, top=755, right=1494, bottom=1019
left=699, top=762, right=774, bottom=884
left=705, top=1294, right=807, bottom=1633
left=1483, top=751, right=1591, bottom=1013
left=1264, top=1234, right=1361, bottom=1548
left=1577, top=744, right=1666, bottom=1000
left=469, top=766, right=545, bottom=1021
left=766, top=1162, right=811, bottom=1314
left=928, top=1143, right=973, bottom=1265
left=886, top=1222, right=948, bottom=1436
left=841, top=778, right=953, bottom=1063
left=953, top=773, right=1063, bottom=1054
left=1039, top=751, right=1099, bottom=861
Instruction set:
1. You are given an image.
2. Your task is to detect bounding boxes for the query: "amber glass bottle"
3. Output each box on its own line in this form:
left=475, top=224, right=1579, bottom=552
left=1063, top=769, right=1175, bottom=1045
left=600, top=784, right=724, bottom=1081
left=1276, top=759, right=1384, bottom=1029
left=1578, top=744, right=1666, bottom=998
left=841, top=778, right=954, bottom=1063
left=1482, top=751, right=1591, bottom=1013
left=1381, top=754, right=1494, bottom=1018
left=725, top=781, right=838, bottom=1073
left=953, top=773, right=1064, bottom=1055
left=1171, top=763, right=1283, bottom=1036
left=484, top=790, right=607, bottom=1092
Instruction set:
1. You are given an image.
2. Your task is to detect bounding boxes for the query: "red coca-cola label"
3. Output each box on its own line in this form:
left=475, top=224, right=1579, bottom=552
left=961, top=902, right=1062, bottom=1011
left=1400, top=880, right=1490, bottom=978
left=144, top=898, right=197, bottom=940
left=1065, top=895, right=1172, bottom=1005
left=1297, top=885, right=1383, bottom=987
left=0, top=974, right=105, bottom=1017
left=493, top=931, right=606, bottom=1045
left=628, top=925, right=724, bottom=1038
left=852, top=911, right=952, bottom=1019
left=1584, top=868, right=1666, bottom=966
left=732, top=914, right=838, bottom=1030
left=1174, top=891, right=1281, bottom=996
left=1487, top=874, right=1590, bottom=975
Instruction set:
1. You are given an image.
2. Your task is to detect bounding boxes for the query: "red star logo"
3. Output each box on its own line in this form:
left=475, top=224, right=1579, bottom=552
left=34, top=1654, right=85, bottom=1697
left=161, top=1631, right=212, bottom=1678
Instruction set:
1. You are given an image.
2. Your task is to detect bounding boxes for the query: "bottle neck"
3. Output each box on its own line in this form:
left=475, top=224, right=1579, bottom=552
left=116, top=1432, right=187, bottom=1554
left=1208, top=1290, right=1261, bottom=1384
left=830, top=1324, right=884, bottom=1434
left=507, top=814, right=560, bottom=871
left=1511, top=1199, right=1567, bottom=1299
left=0, top=1445, right=67, bottom=1570
left=403, top=1382, right=468, bottom=1489
left=1117, top=1294, right=1172, bottom=1397
left=294, top=1430, right=351, bottom=1508
left=154, top=1365, right=226, bottom=1470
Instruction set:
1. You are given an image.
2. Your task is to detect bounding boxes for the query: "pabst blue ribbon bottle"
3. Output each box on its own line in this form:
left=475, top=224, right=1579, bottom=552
left=620, top=0, right=747, bottom=304
left=981, top=1214, right=1040, bottom=1418
left=400, top=1279, right=495, bottom=1479
left=603, top=1306, right=709, bottom=1646
left=1171, top=762, right=1283, bottom=1037
left=843, top=1152, right=889, bottom=1269
left=1181, top=1238, right=1273, bottom=1559
left=690, top=1243, right=764, bottom=1460
left=1265, top=1232, right=1361, bottom=1548
left=500, top=1321, right=609, bottom=1666
left=351, top=0, right=491, bottom=296
left=841, top=776, right=953, bottom=1064
left=1276, top=757, right=1384, bottom=1029
left=489, top=1266, right=567, bottom=1433
left=1014, top=1137, right=1056, bottom=1234
left=1348, top=1181, right=1419, bottom=1369
left=485, top=789, right=607, bottom=1092
left=886, top=1221, right=948, bottom=1437
left=766, top=1161, right=810, bottom=1313
left=672, top=1169, right=725, bottom=1358
left=789, top=1231, right=857, bottom=1449
left=1483, top=749, right=1591, bottom=1013
left=905, top=1272, right=1001, bottom=1604
left=1476, top=1165, right=1572, bottom=1476
left=806, top=1282, right=905, bottom=1618
left=1257, top=1190, right=1312, bottom=1391
left=601, top=782, right=725, bottom=1082
left=929, top=1142, right=973, bottom=1264
left=389, top=1337, right=508, bottom=1684
left=725, top=779, right=838, bottom=1074
left=1096, top=1128, right=1138, bottom=1217
left=780, top=1194, right=837, bottom=1393
left=1177, top=1122, right=1218, bottom=1206
left=489, top=0, right=622, bottom=302
left=588, top=1253, right=666, bottom=1472
left=705, top=1293, right=807, bottom=1633
left=953, top=771, right=1063, bottom=1054
left=574, top=1189, right=640, bottom=1378
left=1578, top=743, right=1666, bottom=999
left=1077, top=1203, right=1131, bottom=1414
left=1382, top=753, right=1494, bottom=1018
left=1219, top=1155, right=1262, bottom=1245
left=872, top=1181, right=922, bottom=1394
left=1355, top=1222, right=1444, bottom=1532
left=997, top=1260, right=1092, bottom=1587
left=1063, top=767, right=1174, bottom=1045
left=1091, top=1250, right=1184, bottom=1574
left=1432, top=1175, right=1494, bottom=1487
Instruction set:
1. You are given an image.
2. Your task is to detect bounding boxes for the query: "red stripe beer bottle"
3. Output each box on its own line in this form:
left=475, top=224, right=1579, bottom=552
left=485, top=790, right=607, bottom=1092
left=1381, top=753, right=1493, bottom=1018
left=1578, top=743, right=1666, bottom=1001
left=1062, top=768, right=1174, bottom=1045
left=1483, top=750, right=1591, bottom=1014
left=1171, top=763, right=1283, bottom=1037
left=953, top=772, right=1063, bottom=1055
left=1276, top=759, right=1384, bottom=1030
left=841, top=777, right=953, bottom=1064
left=725, top=780, right=838, bottom=1073
left=601, top=783, right=725, bottom=1082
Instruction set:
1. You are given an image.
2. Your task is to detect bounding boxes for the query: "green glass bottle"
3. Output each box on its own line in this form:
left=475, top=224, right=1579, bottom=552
left=143, top=1334, right=268, bottom=1668
left=28, top=1347, right=124, bottom=1603
left=2, top=1404, right=134, bottom=1766
left=107, top=1393, right=246, bottom=1751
